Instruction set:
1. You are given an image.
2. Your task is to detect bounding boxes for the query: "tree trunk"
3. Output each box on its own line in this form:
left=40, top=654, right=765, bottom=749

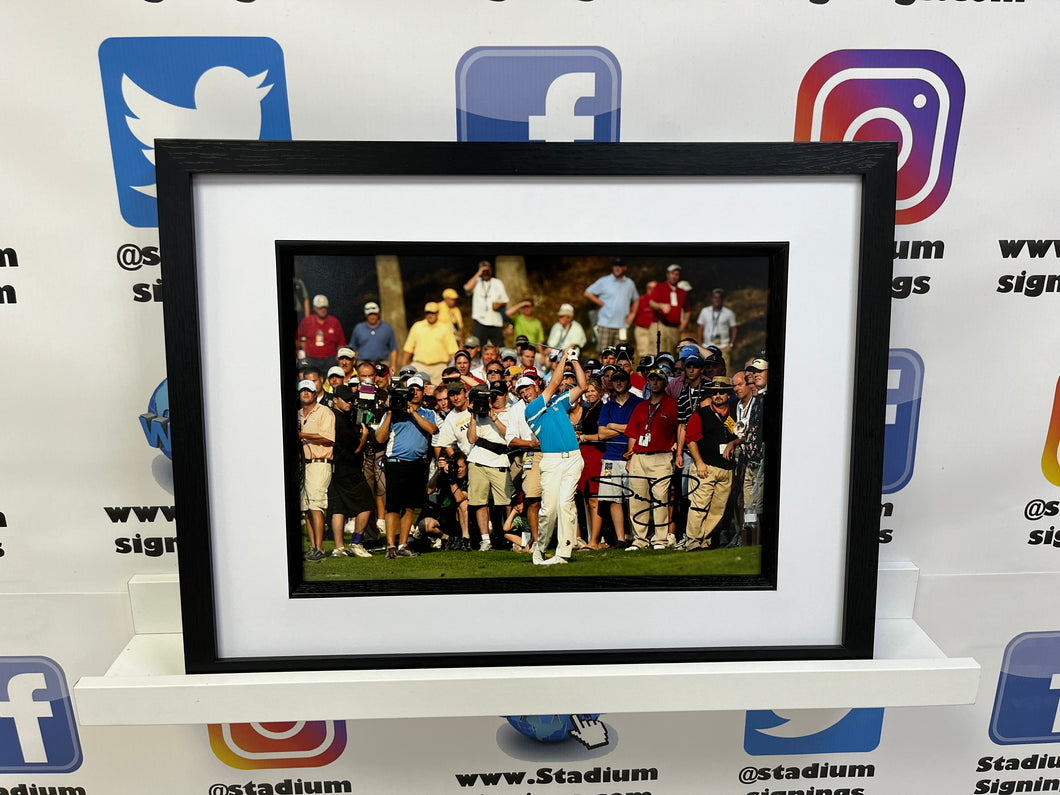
left=376, top=255, right=407, bottom=341
left=495, top=255, right=530, bottom=309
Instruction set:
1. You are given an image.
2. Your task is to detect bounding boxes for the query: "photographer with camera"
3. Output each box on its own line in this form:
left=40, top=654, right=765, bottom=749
left=416, top=452, right=469, bottom=550
left=374, top=376, right=438, bottom=559
left=466, top=382, right=514, bottom=552
left=326, top=385, right=374, bottom=558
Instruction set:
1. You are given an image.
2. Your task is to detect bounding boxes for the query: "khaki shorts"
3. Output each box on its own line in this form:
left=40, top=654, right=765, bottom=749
left=598, top=457, right=630, bottom=502
left=300, top=460, right=332, bottom=512
left=468, top=462, right=514, bottom=505
left=517, top=451, right=542, bottom=500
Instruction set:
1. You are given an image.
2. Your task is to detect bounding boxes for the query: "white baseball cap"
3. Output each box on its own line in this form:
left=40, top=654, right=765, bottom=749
left=312, top=294, right=329, bottom=307
left=364, top=301, right=380, bottom=314
left=515, top=377, right=536, bottom=390
left=557, top=303, right=575, bottom=317
left=298, top=379, right=316, bottom=392
left=327, top=366, right=345, bottom=378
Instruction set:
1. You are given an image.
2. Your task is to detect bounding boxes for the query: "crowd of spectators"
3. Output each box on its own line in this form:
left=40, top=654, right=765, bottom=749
left=295, top=258, right=766, bottom=565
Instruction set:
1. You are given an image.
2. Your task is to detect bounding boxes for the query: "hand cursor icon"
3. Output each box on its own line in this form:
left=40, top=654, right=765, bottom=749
left=568, top=715, right=609, bottom=749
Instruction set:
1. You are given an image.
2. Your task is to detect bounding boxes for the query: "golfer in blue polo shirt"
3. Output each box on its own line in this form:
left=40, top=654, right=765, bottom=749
left=519, top=347, right=586, bottom=565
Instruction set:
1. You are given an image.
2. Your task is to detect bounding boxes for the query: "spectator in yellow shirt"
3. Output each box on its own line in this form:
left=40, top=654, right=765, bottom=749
left=437, top=288, right=464, bottom=341
left=403, top=302, right=459, bottom=384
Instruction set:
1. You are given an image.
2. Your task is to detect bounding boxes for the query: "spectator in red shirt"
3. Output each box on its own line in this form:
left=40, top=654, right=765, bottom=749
left=297, top=294, right=346, bottom=376
left=623, top=369, right=679, bottom=551
left=631, top=279, right=658, bottom=357
left=647, top=265, right=689, bottom=358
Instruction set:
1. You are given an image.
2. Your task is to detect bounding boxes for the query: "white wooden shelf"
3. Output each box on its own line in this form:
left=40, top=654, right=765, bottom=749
left=73, top=563, right=980, bottom=725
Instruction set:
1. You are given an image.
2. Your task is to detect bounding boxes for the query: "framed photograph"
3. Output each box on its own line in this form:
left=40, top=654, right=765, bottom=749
left=157, top=141, right=895, bottom=674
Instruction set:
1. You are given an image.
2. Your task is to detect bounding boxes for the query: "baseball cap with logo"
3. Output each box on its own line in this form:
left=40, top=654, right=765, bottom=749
left=522, top=366, right=540, bottom=380
left=337, top=347, right=356, bottom=360
left=312, top=294, right=329, bottom=307
left=327, top=366, right=345, bottom=378
left=515, top=377, right=536, bottom=390
left=747, top=357, right=769, bottom=371
left=364, top=301, right=380, bottom=314
left=406, top=376, right=425, bottom=389
left=298, top=379, right=316, bottom=392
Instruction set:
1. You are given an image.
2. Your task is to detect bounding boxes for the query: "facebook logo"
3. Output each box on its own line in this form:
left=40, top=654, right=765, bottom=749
left=991, top=632, right=1060, bottom=745
left=744, top=709, right=884, bottom=755
left=883, top=348, right=925, bottom=494
left=456, top=47, right=621, bottom=142
left=99, top=37, right=292, bottom=228
left=0, top=657, right=82, bottom=773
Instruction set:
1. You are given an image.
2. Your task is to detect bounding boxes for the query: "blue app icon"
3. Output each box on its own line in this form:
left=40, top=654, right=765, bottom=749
left=990, top=631, right=1060, bottom=745
left=456, top=46, right=620, bottom=142
left=99, top=37, right=291, bottom=227
left=0, top=657, right=82, bottom=773
left=883, top=348, right=924, bottom=494
left=744, top=709, right=884, bottom=756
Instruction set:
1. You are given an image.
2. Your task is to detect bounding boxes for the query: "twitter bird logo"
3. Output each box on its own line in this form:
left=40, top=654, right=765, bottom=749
left=100, top=37, right=291, bottom=227
left=122, top=67, right=273, bottom=197
left=744, top=708, right=884, bottom=755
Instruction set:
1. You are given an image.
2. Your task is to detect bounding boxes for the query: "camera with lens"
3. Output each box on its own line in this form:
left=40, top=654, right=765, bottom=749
left=389, top=385, right=412, bottom=413
left=354, top=383, right=380, bottom=425
left=469, top=386, right=492, bottom=417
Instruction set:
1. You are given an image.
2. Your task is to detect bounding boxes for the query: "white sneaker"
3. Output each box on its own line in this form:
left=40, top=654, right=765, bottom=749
left=666, top=533, right=677, bottom=548
left=479, top=538, right=492, bottom=552
left=531, top=542, right=546, bottom=565
left=331, top=547, right=349, bottom=558
left=541, top=555, right=568, bottom=565
left=347, top=543, right=372, bottom=558
left=625, top=544, right=642, bottom=552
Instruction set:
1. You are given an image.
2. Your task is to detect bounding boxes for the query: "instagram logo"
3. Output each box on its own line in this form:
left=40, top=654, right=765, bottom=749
left=208, top=721, right=347, bottom=769
left=1043, top=377, right=1060, bottom=487
left=795, top=50, right=964, bottom=225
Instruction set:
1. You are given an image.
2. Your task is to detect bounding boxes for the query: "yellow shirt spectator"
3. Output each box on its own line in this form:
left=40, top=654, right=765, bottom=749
left=437, top=289, right=464, bottom=339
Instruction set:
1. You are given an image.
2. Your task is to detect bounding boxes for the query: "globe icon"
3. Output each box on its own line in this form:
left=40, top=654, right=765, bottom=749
left=505, top=714, right=600, bottom=743
left=142, top=379, right=172, bottom=460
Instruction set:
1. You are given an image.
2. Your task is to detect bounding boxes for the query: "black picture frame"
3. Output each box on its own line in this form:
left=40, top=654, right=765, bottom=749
left=157, top=141, right=895, bottom=674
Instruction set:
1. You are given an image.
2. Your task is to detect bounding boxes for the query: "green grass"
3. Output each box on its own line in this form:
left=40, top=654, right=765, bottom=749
left=304, top=543, right=760, bottom=582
